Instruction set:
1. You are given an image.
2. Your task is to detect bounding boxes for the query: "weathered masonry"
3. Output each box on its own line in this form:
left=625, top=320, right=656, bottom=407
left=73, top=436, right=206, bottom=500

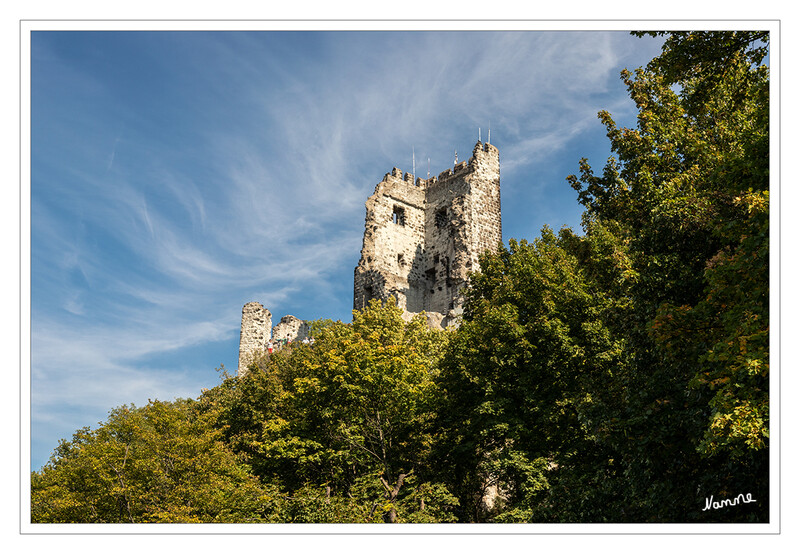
left=353, top=141, right=501, bottom=327
left=238, top=302, right=271, bottom=376
left=237, top=302, right=309, bottom=377
left=238, top=140, right=501, bottom=376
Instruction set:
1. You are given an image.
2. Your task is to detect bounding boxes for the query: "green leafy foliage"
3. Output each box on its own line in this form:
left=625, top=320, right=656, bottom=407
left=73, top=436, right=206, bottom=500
left=433, top=226, right=633, bottom=522
left=564, top=30, right=769, bottom=521
left=31, top=399, right=271, bottom=523
left=208, top=298, right=458, bottom=523
left=431, top=30, right=769, bottom=523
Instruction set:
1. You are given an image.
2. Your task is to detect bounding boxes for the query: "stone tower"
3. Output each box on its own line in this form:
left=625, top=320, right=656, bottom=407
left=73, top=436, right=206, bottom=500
left=353, top=141, right=501, bottom=327
left=238, top=302, right=272, bottom=376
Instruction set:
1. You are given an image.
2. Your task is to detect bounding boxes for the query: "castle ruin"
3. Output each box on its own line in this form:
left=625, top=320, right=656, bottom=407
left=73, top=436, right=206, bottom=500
left=238, top=140, right=501, bottom=376
left=353, top=141, right=501, bottom=327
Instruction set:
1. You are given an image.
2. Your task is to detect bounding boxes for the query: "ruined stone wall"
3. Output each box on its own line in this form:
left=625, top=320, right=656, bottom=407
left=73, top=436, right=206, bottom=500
left=238, top=302, right=272, bottom=377
left=353, top=167, right=426, bottom=313
left=237, top=308, right=310, bottom=376
left=272, top=315, right=310, bottom=344
left=423, top=160, right=472, bottom=316
left=466, top=142, right=502, bottom=271
left=354, top=141, right=501, bottom=326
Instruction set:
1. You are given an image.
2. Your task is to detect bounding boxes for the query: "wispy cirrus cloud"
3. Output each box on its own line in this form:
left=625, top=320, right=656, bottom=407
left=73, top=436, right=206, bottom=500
left=29, top=30, right=665, bottom=470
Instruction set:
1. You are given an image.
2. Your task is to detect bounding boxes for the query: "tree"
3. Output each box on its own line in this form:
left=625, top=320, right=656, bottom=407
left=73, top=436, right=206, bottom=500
left=565, top=31, right=769, bottom=521
left=434, top=31, right=769, bottom=523
left=215, top=299, right=458, bottom=522
left=31, top=399, right=271, bottom=523
left=433, top=226, right=632, bottom=522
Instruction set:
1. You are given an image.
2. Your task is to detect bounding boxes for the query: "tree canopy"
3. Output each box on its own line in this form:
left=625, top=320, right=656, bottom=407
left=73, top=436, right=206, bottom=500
left=32, top=399, right=271, bottom=523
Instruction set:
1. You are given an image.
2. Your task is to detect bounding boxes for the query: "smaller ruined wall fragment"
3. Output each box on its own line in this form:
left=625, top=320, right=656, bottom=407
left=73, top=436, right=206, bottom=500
left=272, top=315, right=310, bottom=344
left=238, top=307, right=310, bottom=376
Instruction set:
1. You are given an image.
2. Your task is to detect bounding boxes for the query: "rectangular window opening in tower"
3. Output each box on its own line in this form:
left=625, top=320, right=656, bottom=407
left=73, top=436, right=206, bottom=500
left=392, top=205, right=406, bottom=226
left=426, top=267, right=436, bottom=288
left=435, top=207, right=448, bottom=229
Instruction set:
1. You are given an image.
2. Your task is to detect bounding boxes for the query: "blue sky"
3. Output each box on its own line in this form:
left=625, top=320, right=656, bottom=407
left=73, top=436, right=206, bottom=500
left=29, top=30, right=666, bottom=470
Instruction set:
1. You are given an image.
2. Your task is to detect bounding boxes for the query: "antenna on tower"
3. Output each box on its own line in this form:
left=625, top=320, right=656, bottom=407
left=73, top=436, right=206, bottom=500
left=412, top=146, right=416, bottom=178
left=488, top=121, right=491, bottom=144
left=479, top=127, right=482, bottom=143
left=454, top=149, right=458, bottom=165
left=427, top=157, right=430, bottom=179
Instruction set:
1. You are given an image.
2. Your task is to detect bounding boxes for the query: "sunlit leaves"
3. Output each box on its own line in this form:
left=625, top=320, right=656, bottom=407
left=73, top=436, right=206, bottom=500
left=214, top=298, right=456, bottom=522
left=31, top=399, right=270, bottom=523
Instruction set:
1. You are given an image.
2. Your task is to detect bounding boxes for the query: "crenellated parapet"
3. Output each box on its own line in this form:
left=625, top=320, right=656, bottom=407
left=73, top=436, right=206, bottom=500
left=378, top=142, right=500, bottom=192
left=438, top=168, right=454, bottom=181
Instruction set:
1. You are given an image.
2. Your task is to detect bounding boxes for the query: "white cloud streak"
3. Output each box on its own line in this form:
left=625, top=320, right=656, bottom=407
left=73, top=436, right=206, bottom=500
left=29, top=30, right=664, bottom=468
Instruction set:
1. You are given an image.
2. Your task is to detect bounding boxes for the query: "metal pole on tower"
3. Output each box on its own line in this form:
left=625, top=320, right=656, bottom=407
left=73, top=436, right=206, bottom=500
left=412, top=146, right=416, bottom=178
